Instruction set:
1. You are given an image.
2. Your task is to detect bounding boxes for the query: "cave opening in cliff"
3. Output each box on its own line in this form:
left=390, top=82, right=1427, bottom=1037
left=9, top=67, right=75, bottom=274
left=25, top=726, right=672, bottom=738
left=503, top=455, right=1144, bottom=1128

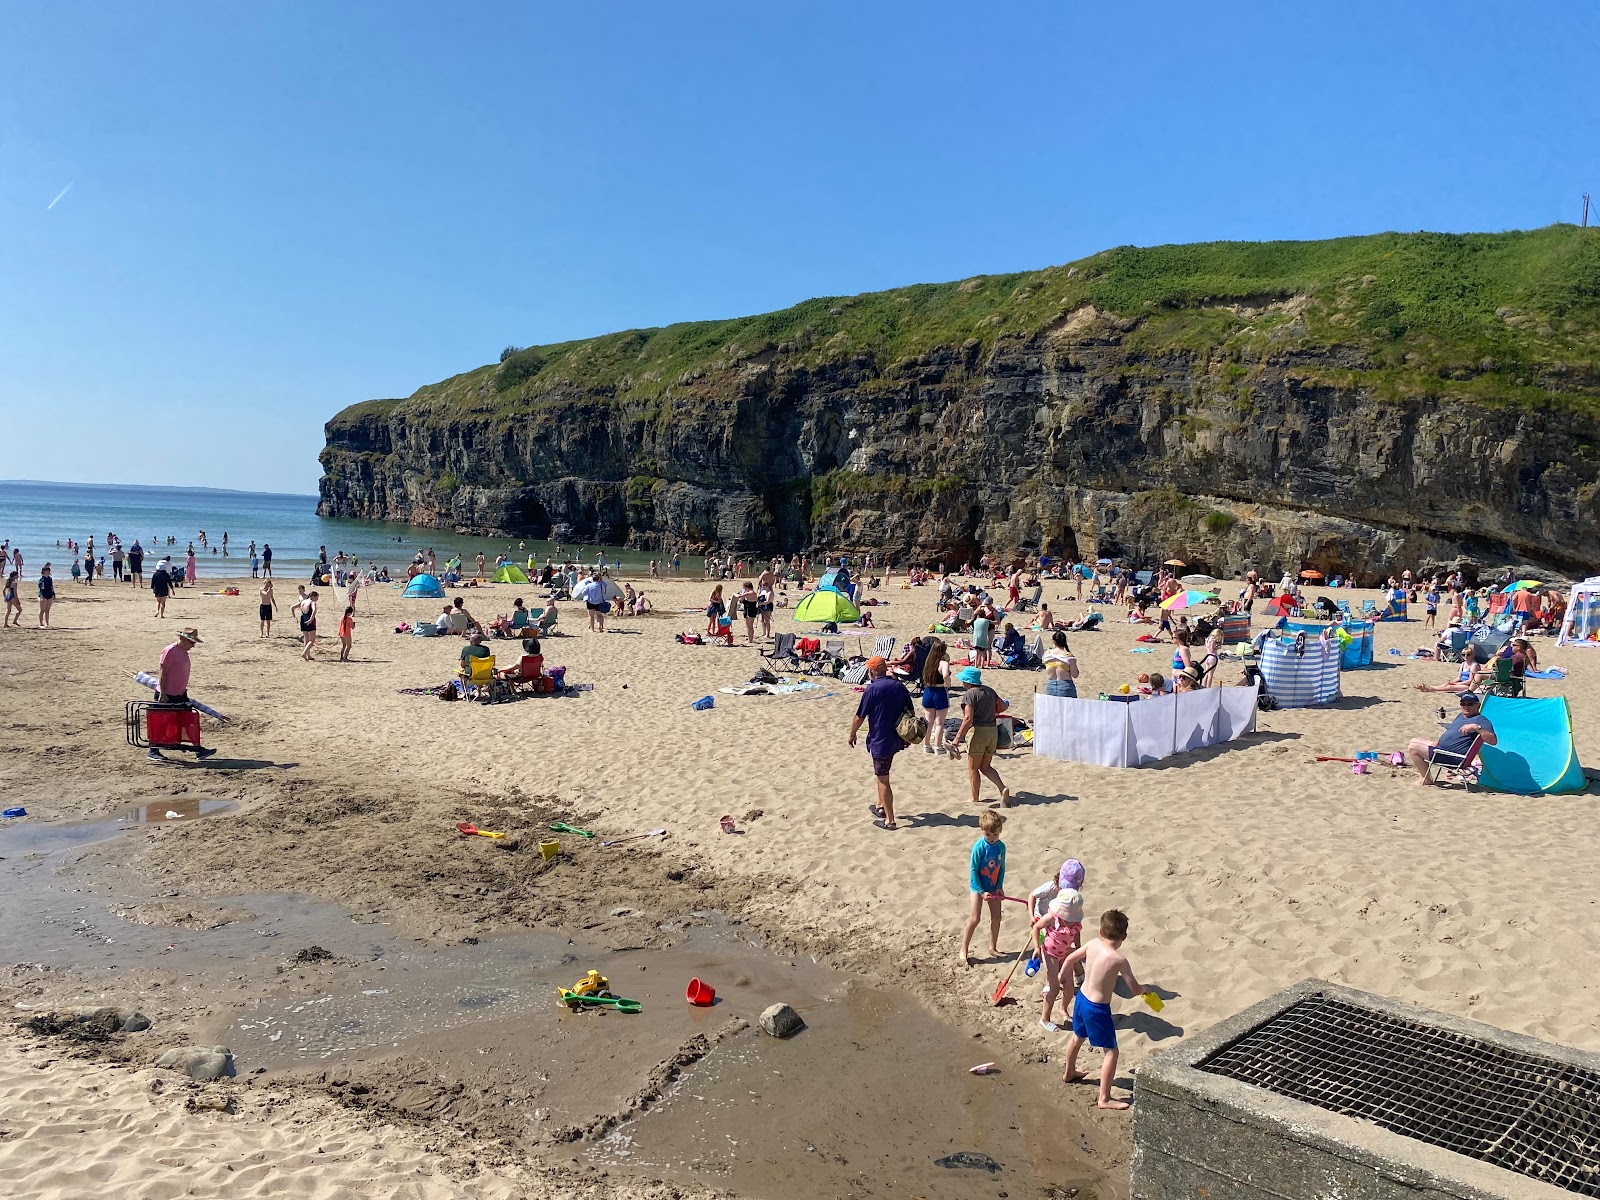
left=514, top=495, right=552, bottom=538
left=1051, top=527, right=1081, bottom=563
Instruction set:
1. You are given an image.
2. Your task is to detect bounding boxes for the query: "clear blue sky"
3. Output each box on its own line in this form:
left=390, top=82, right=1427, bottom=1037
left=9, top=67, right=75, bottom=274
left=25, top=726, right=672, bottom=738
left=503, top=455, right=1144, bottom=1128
left=2, top=2, right=1595, bottom=494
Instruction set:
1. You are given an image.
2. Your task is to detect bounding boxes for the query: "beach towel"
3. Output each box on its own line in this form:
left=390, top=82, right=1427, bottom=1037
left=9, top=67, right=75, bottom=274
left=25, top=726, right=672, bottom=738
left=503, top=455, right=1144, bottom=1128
left=1524, top=667, right=1568, bottom=679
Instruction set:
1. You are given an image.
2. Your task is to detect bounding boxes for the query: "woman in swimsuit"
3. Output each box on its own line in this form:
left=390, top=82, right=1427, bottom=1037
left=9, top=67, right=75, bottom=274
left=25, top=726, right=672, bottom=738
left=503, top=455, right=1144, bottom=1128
left=736, top=581, right=759, bottom=644
left=705, top=585, right=725, bottom=637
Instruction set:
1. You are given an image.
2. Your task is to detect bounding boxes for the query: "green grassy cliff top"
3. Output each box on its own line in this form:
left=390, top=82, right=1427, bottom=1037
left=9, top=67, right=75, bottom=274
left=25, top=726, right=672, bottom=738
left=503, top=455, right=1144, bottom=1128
left=328, top=225, right=1600, bottom=428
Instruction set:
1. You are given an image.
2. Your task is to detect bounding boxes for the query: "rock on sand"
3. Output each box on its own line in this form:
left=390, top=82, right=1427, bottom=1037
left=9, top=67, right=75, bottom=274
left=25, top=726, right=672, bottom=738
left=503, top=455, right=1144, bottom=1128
left=156, top=1046, right=236, bottom=1081
left=759, top=1003, right=805, bottom=1038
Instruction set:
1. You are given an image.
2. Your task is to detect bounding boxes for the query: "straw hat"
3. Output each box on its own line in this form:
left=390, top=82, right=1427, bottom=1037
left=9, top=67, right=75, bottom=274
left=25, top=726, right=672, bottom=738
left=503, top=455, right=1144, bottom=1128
left=176, top=627, right=202, bottom=644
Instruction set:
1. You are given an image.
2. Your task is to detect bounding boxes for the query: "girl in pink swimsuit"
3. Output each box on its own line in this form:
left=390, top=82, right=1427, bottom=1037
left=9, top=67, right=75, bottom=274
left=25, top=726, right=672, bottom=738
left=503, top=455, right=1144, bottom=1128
left=1033, top=859, right=1086, bottom=1032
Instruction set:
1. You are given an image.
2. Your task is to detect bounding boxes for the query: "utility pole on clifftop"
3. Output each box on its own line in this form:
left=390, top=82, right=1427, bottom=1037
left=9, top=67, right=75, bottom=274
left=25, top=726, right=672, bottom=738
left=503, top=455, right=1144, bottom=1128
left=1584, top=193, right=1591, bottom=228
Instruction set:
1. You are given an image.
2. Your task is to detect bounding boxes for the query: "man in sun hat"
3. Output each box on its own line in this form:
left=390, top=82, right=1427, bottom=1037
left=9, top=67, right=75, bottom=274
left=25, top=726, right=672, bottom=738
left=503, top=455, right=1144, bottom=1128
left=848, top=655, right=913, bottom=829
left=150, top=627, right=216, bottom=762
left=157, top=627, right=202, bottom=704
left=954, top=666, right=1012, bottom=807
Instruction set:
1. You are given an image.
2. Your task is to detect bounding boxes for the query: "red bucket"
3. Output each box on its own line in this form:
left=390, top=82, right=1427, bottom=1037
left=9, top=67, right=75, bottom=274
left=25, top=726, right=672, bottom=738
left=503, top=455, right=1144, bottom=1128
left=686, top=977, right=715, bottom=1007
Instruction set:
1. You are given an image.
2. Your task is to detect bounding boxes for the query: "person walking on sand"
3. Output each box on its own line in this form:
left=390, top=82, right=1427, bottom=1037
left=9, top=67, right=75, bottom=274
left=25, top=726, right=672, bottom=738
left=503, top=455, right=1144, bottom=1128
left=299, top=590, right=319, bottom=660
left=3, top=571, right=21, bottom=628
left=36, top=564, right=56, bottom=628
left=261, top=542, right=272, bottom=578
left=847, top=656, right=914, bottom=830
left=149, top=627, right=218, bottom=763
left=953, top=667, right=1012, bottom=806
left=259, top=578, right=277, bottom=637
left=920, top=638, right=953, bottom=755
left=960, top=810, right=1007, bottom=965
left=338, top=605, right=355, bottom=661
left=150, top=560, right=171, bottom=617
left=185, top=547, right=197, bottom=585
left=1060, top=909, right=1153, bottom=1110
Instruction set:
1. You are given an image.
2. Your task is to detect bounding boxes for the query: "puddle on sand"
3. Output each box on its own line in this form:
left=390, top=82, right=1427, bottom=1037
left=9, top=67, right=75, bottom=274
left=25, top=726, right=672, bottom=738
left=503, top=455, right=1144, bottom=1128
left=0, top=801, right=374, bottom=969
left=214, top=919, right=1101, bottom=1200
left=588, top=977, right=1100, bottom=1200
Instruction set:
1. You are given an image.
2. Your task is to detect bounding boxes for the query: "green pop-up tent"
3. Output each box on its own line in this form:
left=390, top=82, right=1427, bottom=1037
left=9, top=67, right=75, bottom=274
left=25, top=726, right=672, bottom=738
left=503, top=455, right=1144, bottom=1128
left=491, top=564, right=529, bottom=584
left=794, top=588, right=859, bottom=623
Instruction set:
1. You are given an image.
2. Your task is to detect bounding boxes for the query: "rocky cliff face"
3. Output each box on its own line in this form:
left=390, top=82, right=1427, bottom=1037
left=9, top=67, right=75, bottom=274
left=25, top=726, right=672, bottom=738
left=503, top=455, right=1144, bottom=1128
left=319, top=230, right=1600, bottom=581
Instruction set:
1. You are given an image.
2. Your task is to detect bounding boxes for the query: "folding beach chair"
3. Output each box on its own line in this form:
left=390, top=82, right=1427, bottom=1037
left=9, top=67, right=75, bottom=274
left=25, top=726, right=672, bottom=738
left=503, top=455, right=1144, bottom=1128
left=762, top=632, right=798, bottom=663
left=1360, top=599, right=1378, bottom=617
left=460, top=655, right=496, bottom=699
left=1428, top=735, right=1483, bottom=789
left=1335, top=599, right=1353, bottom=618
left=1438, top=628, right=1472, bottom=662
left=1481, top=656, right=1525, bottom=698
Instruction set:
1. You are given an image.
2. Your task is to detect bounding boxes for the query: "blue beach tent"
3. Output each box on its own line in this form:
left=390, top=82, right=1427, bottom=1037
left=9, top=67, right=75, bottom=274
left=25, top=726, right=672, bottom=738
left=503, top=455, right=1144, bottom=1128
left=1476, top=696, right=1587, bottom=794
left=402, top=572, right=446, bottom=599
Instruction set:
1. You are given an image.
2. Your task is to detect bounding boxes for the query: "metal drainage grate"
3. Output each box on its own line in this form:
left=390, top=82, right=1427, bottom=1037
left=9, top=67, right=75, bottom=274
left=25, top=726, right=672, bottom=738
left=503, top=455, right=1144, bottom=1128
left=1198, top=993, right=1600, bottom=1197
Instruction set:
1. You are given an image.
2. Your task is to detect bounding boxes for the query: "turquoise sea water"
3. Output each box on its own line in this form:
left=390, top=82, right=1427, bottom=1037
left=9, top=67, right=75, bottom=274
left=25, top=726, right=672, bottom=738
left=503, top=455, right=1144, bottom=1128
left=0, top=480, right=654, bottom=578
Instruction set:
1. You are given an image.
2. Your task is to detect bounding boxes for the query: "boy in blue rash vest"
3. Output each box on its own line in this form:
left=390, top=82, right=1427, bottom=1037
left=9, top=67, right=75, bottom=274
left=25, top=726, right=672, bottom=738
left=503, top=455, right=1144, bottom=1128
left=960, top=810, right=1006, bottom=966
left=1060, top=909, right=1155, bottom=1110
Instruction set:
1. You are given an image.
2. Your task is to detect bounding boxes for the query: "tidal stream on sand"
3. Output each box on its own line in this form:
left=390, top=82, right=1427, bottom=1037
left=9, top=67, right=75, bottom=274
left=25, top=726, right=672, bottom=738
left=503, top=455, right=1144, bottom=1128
left=3, top=806, right=1103, bottom=1200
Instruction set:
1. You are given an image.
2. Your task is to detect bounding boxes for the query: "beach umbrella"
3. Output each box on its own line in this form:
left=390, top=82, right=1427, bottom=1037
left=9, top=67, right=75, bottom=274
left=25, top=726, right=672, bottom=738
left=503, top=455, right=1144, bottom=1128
left=1164, top=559, right=1186, bottom=567
left=1180, top=574, right=1217, bottom=586
left=1502, top=580, right=1542, bottom=593
left=1300, top=569, right=1325, bottom=580
left=1159, top=589, right=1219, bottom=610
left=793, top=589, right=860, bottom=623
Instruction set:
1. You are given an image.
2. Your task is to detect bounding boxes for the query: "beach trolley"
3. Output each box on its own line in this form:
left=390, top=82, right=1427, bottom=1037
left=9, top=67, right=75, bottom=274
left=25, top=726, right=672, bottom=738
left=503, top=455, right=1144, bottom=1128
left=125, top=700, right=203, bottom=755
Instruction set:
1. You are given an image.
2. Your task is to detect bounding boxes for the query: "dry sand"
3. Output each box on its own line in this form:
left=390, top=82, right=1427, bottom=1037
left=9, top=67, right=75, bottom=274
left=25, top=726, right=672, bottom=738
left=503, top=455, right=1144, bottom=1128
left=1, top=569, right=1596, bottom=1196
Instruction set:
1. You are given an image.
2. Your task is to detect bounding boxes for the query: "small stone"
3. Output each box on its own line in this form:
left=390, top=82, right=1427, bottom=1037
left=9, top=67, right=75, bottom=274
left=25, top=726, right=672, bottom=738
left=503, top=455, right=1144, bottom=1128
left=609, top=907, right=632, bottom=918
left=186, top=1091, right=236, bottom=1113
left=156, top=1046, right=236, bottom=1081
left=758, top=1003, right=805, bottom=1038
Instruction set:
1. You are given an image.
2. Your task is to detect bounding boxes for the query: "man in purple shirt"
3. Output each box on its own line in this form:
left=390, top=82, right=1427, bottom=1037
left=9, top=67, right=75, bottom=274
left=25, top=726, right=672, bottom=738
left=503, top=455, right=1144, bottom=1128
left=848, top=656, right=913, bottom=829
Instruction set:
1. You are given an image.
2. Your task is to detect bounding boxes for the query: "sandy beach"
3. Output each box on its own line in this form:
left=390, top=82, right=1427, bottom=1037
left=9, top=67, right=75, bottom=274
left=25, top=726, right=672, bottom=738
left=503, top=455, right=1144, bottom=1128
left=2, top=569, right=1596, bottom=1197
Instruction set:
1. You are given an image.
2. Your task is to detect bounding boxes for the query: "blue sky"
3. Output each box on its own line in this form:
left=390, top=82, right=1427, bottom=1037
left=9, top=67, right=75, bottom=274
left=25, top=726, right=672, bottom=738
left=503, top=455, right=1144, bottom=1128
left=2, top=1, right=1596, bottom=494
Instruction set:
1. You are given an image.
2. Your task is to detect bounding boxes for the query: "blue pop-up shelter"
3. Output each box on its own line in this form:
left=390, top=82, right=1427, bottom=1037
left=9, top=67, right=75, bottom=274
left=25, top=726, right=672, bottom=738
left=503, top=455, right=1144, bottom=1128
left=1476, top=696, right=1587, bottom=794
left=402, top=572, right=445, bottom=599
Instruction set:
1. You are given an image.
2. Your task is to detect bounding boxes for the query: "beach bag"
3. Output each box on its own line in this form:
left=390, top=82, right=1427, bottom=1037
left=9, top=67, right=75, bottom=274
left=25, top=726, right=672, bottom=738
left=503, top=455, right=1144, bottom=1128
left=897, top=709, right=929, bottom=747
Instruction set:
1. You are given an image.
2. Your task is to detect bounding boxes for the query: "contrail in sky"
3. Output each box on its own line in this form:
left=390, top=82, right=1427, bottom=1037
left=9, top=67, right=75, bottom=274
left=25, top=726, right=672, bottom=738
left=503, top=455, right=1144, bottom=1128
left=47, top=182, right=73, bottom=210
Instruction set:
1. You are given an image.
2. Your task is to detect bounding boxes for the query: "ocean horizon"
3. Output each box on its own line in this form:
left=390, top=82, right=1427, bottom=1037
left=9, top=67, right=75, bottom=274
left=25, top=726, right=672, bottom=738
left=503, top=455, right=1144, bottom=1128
left=0, top=479, right=652, bottom=577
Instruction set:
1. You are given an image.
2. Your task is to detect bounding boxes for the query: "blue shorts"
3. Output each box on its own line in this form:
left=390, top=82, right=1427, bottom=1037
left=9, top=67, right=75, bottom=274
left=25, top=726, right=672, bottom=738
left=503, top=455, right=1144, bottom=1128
left=1071, top=994, right=1117, bottom=1050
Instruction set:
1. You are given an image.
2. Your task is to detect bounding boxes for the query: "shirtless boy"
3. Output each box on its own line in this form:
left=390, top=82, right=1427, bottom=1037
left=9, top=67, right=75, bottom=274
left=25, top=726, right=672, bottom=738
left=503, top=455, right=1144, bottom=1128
left=1060, top=909, right=1152, bottom=1110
